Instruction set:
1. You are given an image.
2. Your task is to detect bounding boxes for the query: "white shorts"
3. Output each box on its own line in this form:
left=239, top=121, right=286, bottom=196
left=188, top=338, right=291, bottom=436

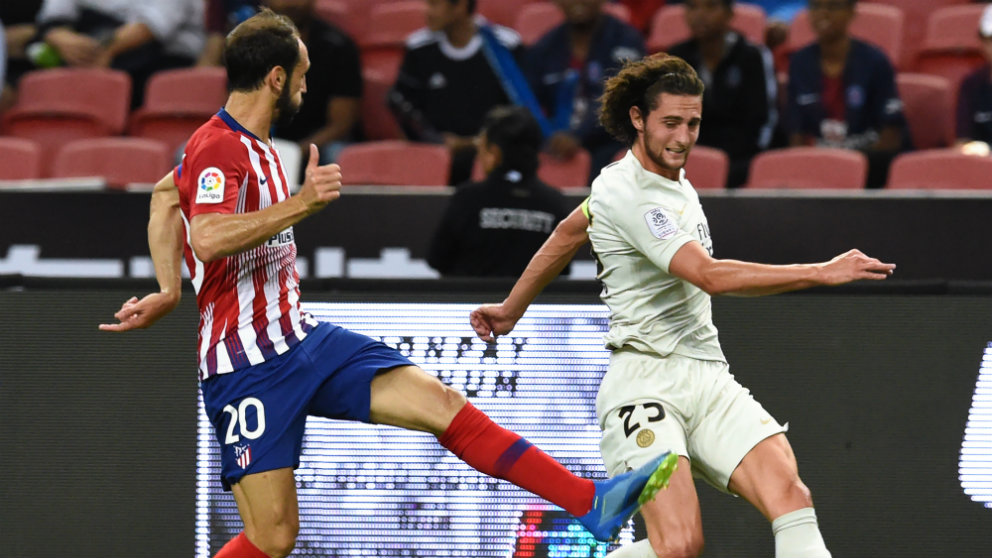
left=597, top=347, right=787, bottom=493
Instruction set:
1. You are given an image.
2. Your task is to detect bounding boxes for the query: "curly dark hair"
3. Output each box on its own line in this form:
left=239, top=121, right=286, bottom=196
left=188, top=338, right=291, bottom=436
left=599, top=53, right=705, bottom=146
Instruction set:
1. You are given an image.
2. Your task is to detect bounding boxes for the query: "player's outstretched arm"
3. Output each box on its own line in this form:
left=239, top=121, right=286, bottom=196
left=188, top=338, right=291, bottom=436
left=189, top=144, right=341, bottom=262
left=100, top=172, right=184, bottom=331
left=471, top=205, right=590, bottom=342
left=669, top=243, right=896, bottom=297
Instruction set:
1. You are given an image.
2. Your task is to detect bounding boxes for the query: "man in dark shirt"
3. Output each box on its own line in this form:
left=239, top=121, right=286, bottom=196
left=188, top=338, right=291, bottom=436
left=428, top=106, right=570, bottom=277
left=956, top=4, right=992, bottom=152
left=785, top=0, right=909, bottom=187
left=266, top=0, right=361, bottom=165
left=669, top=0, right=777, bottom=187
left=389, top=0, right=525, bottom=184
left=525, top=0, right=644, bottom=184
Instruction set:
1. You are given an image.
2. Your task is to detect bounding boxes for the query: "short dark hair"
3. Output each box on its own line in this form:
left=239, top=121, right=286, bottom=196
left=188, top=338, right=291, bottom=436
left=599, top=53, right=705, bottom=146
left=481, top=106, right=541, bottom=177
left=447, top=0, right=476, bottom=14
left=224, top=8, right=301, bottom=92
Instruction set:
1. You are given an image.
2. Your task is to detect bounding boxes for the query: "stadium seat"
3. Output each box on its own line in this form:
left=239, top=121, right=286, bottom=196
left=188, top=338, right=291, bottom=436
left=886, top=149, right=992, bottom=190
left=684, top=145, right=730, bottom=190
left=873, top=0, right=969, bottom=71
left=0, top=137, right=43, bottom=180
left=129, top=67, right=227, bottom=154
left=896, top=73, right=954, bottom=149
left=361, top=69, right=404, bottom=141
left=359, top=1, right=425, bottom=82
left=744, top=147, right=868, bottom=189
left=537, top=149, right=592, bottom=189
left=337, top=140, right=450, bottom=185
left=647, top=3, right=767, bottom=53
left=314, top=0, right=364, bottom=38
left=914, top=4, right=987, bottom=94
left=478, top=0, right=540, bottom=27
left=51, top=137, right=172, bottom=189
left=787, top=3, right=905, bottom=69
left=1, top=68, right=131, bottom=172
left=514, top=2, right=631, bottom=45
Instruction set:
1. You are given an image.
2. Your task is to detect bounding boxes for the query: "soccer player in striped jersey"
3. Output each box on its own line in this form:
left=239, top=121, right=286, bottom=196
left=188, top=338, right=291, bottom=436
left=100, top=9, right=678, bottom=558
left=472, top=54, right=896, bottom=558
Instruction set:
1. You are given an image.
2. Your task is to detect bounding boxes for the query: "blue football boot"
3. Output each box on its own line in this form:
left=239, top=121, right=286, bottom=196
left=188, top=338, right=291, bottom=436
left=577, top=451, right=679, bottom=542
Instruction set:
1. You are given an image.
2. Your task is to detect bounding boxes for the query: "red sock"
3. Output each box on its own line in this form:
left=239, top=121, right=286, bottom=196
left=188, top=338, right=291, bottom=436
left=438, top=402, right=594, bottom=516
left=214, top=532, right=269, bottom=558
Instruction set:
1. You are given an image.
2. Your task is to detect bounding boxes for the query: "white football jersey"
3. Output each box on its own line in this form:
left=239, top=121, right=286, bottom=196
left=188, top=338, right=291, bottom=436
left=587, top=150, right=725, bottom=362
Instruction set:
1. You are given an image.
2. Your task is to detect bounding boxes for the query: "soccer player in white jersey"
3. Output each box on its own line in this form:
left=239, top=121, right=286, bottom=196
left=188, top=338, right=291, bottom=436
left=472, top=53, right=896, bottom=558
left=99, top=9, right=678, bottom=558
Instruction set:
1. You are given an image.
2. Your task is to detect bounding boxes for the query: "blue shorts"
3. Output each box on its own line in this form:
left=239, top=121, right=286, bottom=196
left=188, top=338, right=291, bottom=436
left=200, top=321, right=413, bottom=489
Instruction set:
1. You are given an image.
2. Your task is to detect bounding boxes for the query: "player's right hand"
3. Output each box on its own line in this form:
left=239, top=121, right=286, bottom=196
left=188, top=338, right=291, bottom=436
left=470, top=304, right=521, bottom=343
left=99, top=292, right=180, bottom=332
left=299, top=144, right=342, bottom=214
left=818, top=249, right=896, bottom=285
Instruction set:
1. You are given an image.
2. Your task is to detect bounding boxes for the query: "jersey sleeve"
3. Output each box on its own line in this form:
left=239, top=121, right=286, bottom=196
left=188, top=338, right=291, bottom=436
left=181, top=137, right=246, bottom=219
left=603, top=190, right=697, bottom=274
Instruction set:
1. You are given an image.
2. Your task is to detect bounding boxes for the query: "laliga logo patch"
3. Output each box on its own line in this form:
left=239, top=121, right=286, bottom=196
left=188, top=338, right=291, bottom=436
left=196, top=167, right=225, bottom=204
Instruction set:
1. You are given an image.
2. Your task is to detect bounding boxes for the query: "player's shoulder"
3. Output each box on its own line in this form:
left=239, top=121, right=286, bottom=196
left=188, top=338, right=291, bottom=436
left=405, top=27, right=440, bottom=50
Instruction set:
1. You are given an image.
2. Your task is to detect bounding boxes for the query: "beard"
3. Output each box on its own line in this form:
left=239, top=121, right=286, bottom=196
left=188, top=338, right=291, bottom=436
left=274, top=85, right=302, bottom=129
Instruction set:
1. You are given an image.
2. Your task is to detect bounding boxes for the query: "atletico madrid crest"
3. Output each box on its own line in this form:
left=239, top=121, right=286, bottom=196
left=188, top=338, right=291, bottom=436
left=234, top=444, right=252, bottom=469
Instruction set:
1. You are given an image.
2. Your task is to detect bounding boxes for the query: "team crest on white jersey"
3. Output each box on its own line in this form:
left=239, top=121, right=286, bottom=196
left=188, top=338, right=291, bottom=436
left=644, top=207, right=678, bottom=240
left=196, top=167, right=225, bottom=204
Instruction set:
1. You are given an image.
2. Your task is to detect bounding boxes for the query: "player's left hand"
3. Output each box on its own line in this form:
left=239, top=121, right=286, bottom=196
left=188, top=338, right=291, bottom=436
left=99, top=292, right=179, bottom=332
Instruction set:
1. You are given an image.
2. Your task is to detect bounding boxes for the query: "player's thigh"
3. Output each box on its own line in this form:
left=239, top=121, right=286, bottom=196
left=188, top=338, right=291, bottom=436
left=640, top=456, right=705, bottom=556
left=369, top=364, right=467, bottom=436
left=728, top=433, right=812, bottom=520
left=231, top=466, right=300, bottom=538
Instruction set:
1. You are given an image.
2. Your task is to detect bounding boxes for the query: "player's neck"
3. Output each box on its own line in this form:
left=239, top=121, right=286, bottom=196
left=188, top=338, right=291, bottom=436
left=224, top=93, right=275, bottom=142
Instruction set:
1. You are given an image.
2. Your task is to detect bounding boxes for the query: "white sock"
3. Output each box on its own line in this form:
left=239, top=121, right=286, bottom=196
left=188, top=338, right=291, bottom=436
left=772, top=507, right=831, bottom=558
left=605, top=539, right=657, bottom=558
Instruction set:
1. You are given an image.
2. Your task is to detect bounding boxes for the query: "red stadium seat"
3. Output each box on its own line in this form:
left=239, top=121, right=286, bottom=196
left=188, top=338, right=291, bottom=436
left=0, top=137, right=43, bottom=180
left=478, top=0, right=541, bottom=27
left=359, top=1, right=426, bottom=83
left=647, top=3, right=767, bottom=53
left=314, top=0, right=364, bottom=38
left=886, top=149, right=992, bottom=190
left=537, top=149, right=592, bottom=188
left=684, top=145, right=730, bottom=189
left=873, top=0, right=969, bottom=72
left=787, top=3, right=905, bottom=69
left=129, top=67, right=228, bottom=154
left=744, top=147, right=868, bottom=189
left=2, top=68, right=131, bottom=172
left=361, top=69, right=404, bottom=141
left=51, top=137, right=172, bottom=189
left=514, top=2, right=631, bottom=46
left=914, top=4, right=987, bottom=94
left=896, top=73, right=954, bottom=149
left=337, top=140, right=450, bottom=185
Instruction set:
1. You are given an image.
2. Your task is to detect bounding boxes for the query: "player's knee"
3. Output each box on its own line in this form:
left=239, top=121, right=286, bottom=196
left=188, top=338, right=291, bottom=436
left=438, top=381, right=468, bottom=416
left=785, top=477, right=814, bottom=508
left=649, top=526, right=704, bottom=557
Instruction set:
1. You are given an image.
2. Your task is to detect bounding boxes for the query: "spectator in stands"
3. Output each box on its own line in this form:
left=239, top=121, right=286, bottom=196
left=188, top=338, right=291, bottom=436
left=956, top=4, right=992, bottom=157
left=526, top=0, right=645, bottom=184
left=264, top=0, right=362, bottom=165
left=33, top=0, right=205, bottom=107
left=428, top=106, right=571, bottom=277
left=784, top=0, right=909, bottom=188
left=0, top=1, right=43, bottom=113
left=389, top=0, right=526, bottom=184
left=198, top=0, right=258, bottom=67
left=616, top=0, right=665, bottom=35
left=669, top=0, right=776, bottom=187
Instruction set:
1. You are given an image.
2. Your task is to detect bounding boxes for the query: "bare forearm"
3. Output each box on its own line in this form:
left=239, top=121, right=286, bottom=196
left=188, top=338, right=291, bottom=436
left=700, top=259, right=823, bottom=297
left=503, top=208, right=589, bottom=317
left=148, top=186, right=184, bottom=298
left=104, top=23, right=154, bottom=59
left=192, top=195, right=311, bottom=262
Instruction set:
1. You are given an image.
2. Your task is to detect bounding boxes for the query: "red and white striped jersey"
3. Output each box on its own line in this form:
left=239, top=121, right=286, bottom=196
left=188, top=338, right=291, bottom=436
left=176, top=109, right=317, bottom=381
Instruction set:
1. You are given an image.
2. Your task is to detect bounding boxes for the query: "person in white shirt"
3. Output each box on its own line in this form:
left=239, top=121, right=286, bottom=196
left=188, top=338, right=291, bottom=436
left=471, top=53, right=895, bottom=558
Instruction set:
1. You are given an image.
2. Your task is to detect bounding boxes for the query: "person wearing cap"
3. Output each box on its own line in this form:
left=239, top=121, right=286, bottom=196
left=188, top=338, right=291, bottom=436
left=956, top=4, right=992, bottom=157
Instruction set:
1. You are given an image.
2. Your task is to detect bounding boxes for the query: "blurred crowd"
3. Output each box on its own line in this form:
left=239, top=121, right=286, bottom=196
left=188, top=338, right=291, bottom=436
left=2, top=0, right=991, bottom=276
